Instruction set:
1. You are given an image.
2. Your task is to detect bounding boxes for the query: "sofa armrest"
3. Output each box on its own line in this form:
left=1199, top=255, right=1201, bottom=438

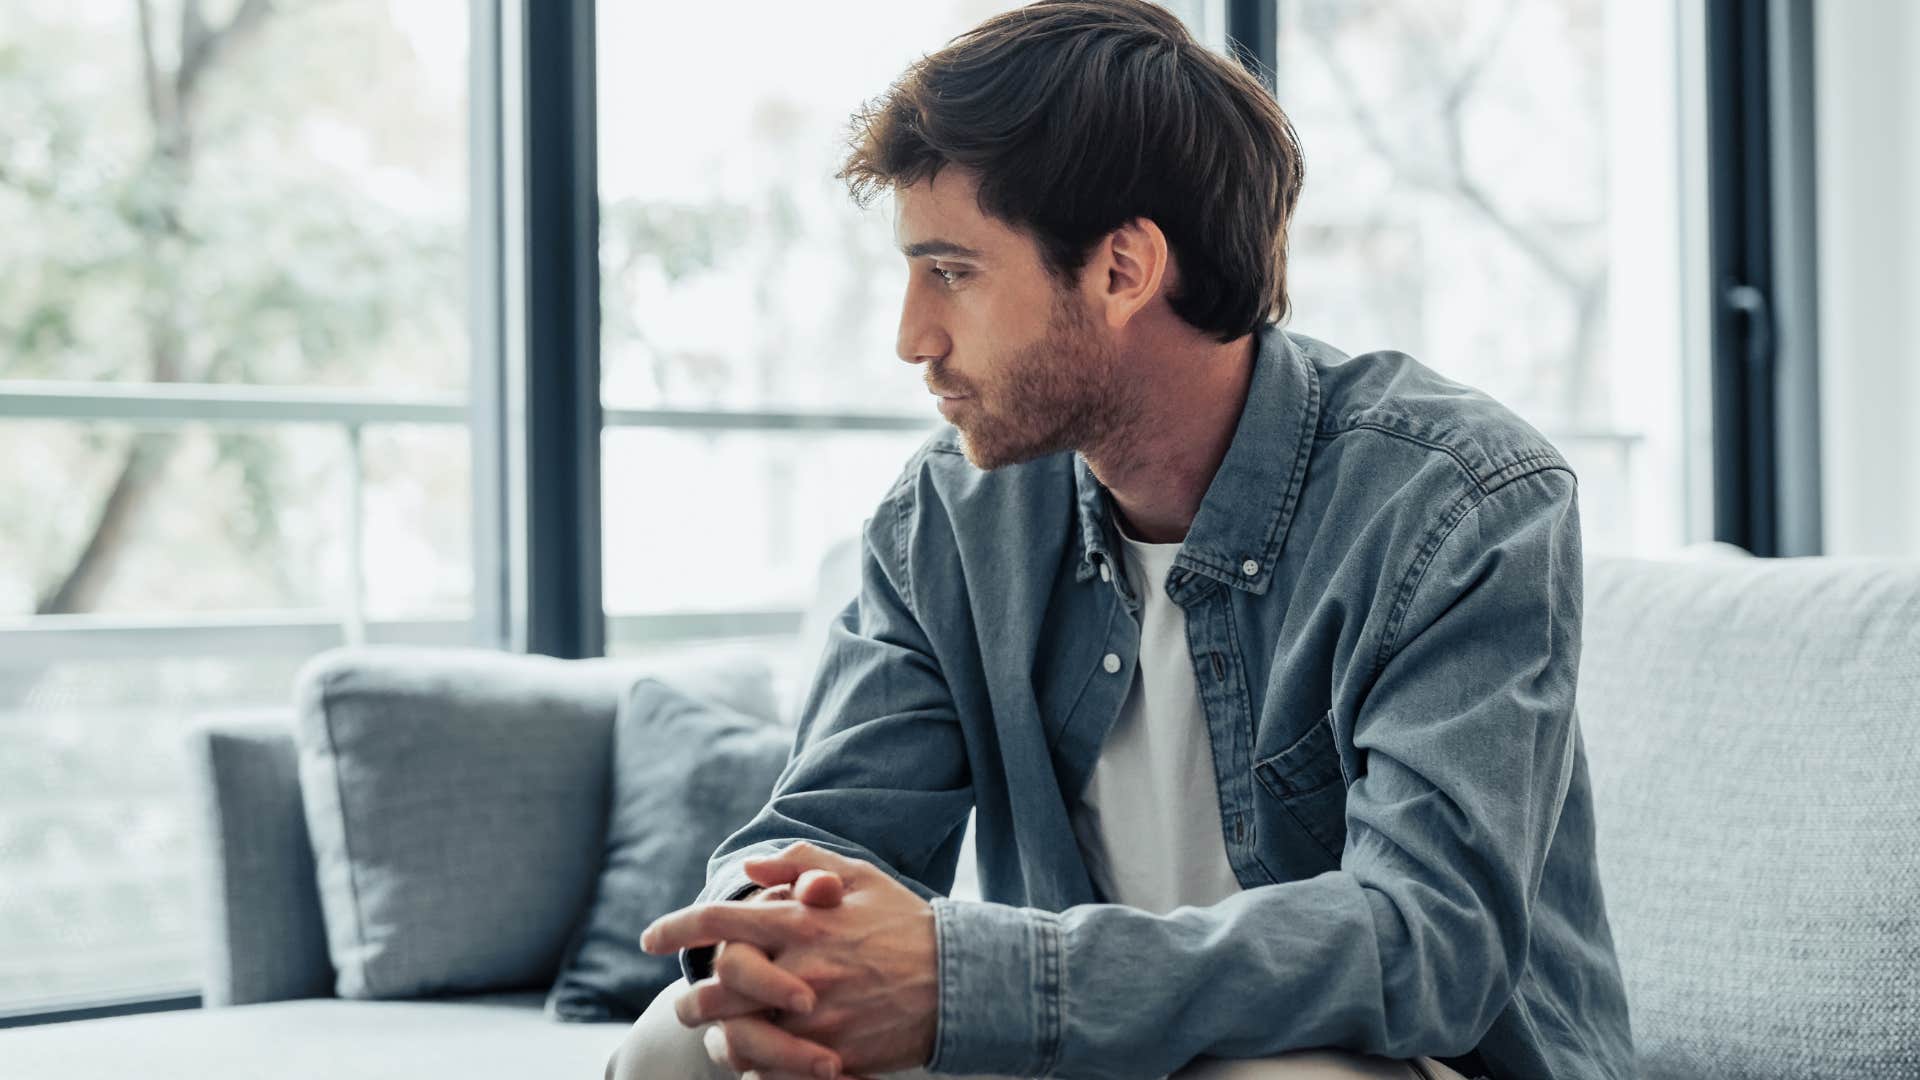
left=185, top=711, right=334, bottom=1006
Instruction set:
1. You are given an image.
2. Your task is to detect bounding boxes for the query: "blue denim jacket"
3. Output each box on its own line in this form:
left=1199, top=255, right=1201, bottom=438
left=684, top=326, right=1634, bottom=1080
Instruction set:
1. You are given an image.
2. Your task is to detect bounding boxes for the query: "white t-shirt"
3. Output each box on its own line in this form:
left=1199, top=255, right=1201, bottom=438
left=1068, top=513, right=1244, bottom=915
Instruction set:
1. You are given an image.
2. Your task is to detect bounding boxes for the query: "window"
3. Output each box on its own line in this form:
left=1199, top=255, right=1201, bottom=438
left=1272, top=0, right=1700, bottom=553
left=0, top=0, right=471, bottom=1012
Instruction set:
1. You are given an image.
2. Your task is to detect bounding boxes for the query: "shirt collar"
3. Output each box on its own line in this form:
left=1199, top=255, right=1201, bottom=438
left=1073, top=325, right=1322, bottom=597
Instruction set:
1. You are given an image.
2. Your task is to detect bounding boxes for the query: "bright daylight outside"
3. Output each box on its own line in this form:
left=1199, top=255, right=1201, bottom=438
left=1, top=0, right=471, bottom=1010
left=0, top=0, right=1686, bottom=1016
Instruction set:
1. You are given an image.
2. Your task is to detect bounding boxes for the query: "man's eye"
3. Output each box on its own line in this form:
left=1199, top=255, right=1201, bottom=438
left=932, top=266, right=967, bottom=286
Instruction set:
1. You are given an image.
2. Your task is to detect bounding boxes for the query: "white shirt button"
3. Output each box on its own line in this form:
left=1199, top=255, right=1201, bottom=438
left=1242, top=559, right=1260, bottom=577
left=1099, top=563, right=1111, bottom=582
left=1102, top=653, right=1121, bottom=674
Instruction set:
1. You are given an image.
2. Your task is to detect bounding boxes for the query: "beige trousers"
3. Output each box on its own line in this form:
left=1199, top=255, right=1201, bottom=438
left=607, top=977, right=1473, bottom=1080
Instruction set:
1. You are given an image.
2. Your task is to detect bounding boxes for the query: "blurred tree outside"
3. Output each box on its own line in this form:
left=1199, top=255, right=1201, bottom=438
left=1276, top=0, right=1666, bottom=554
left=1285, top=0, right=1610, bottom=432
left=0, top=0, right=476, bottom=1009
left=0, top=0, right=467, bottom=619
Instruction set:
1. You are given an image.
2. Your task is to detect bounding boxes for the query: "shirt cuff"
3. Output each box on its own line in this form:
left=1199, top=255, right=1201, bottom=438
left=677, top=878, right=761, bottom=984
left=926, top=897, right=1065, bottom=1077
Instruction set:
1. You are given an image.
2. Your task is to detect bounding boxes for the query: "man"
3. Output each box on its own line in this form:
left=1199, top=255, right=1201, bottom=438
left=611, top=1, right=1634, bottom=1078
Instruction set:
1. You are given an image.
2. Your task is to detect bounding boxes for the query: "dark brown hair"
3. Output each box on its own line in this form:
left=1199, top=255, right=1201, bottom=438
left=838, top=0, right=1306, bottom=342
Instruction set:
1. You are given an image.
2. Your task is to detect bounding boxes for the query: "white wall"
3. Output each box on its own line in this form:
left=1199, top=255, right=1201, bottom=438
left=1816, top=0, right=1920, bottom=557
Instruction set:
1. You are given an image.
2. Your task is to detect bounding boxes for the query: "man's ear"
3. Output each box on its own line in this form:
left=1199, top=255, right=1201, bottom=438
left=1092, top=217, right=1171, bottom=330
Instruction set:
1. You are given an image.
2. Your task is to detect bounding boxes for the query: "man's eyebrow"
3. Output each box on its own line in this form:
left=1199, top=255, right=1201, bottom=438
left=900, top=240, right=984, bottom=259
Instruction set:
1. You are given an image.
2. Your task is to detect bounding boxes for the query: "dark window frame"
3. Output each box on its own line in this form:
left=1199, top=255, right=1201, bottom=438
left=480, top=0, right=604, bottom=658
left=1704, top=0, right=1822, bottom=556
left=1228, top=0, right=1279, bottom=93
left=0, top=990, right=201, bottom=1030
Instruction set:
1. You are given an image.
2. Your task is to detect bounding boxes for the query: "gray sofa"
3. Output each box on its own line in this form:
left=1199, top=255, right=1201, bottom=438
left=5, top=552, right=1917, bottom=1079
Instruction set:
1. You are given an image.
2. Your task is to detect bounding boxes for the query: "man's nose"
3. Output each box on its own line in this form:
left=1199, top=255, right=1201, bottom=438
left=897, top=329, right=947, bottom=367
left=896, top=295, right=949, bottom=366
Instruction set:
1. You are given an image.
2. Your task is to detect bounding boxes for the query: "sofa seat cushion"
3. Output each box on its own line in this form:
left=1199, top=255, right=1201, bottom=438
left=0, top=993, right=625, bottom=1079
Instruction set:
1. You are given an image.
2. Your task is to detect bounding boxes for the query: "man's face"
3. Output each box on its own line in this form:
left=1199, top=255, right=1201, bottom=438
left=892, top=168, right=1120, bottom=470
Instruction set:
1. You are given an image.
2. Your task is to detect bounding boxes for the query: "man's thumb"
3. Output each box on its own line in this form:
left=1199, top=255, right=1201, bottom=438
left=791, top=867, right=846, bottom=906
left=743, top=865, right=845, bottom=905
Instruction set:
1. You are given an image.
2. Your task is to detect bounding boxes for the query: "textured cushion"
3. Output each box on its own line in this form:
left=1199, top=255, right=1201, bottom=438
left=0, top=992, right=621, bottom=1079
left=1578, top=556, right=1920, bottom=1079
left=545, top=678, right=793, bottom=1021
left=187, top=712, right=334, bottom=1006
left=292, top=646, right=775, bottom=1001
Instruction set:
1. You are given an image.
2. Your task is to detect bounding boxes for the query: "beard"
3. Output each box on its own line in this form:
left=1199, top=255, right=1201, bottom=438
left=932, top=292, right=1125, bottom=471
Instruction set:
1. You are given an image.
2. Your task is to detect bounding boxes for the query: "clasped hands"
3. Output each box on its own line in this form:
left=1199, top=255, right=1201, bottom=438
left=640, top=841, right=940, bottom=1080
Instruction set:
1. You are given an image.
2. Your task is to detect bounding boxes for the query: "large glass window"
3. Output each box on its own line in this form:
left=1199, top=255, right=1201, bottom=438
left=0, top=0, right=470, bottom=1011
left=1273, top=0, right=1697, bottom=553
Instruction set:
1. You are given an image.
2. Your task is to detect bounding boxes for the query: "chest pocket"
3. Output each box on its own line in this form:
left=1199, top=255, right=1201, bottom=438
left=1253, top=709, right=1350, bottom=863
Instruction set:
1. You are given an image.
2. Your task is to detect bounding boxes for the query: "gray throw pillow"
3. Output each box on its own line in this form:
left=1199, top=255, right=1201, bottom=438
left=293, top=646, right=777, bottom=1002
left=545, top=677, right=793, bottom=1022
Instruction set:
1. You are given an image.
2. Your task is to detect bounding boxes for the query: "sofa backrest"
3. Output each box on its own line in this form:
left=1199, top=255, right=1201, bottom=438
left=1577, top=554, right=1920, bottom=1078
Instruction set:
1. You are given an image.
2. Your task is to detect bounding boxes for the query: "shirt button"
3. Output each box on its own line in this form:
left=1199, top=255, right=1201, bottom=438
left=1102, top=653, right=1121, bottom=674
left=1099, top=563, right=1111, bottom=583
left=1241, top=559, right=1260, bottom=577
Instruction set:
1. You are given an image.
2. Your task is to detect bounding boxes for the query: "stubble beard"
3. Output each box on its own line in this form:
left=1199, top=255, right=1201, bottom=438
left=948, top=297, right=1125, bottom=472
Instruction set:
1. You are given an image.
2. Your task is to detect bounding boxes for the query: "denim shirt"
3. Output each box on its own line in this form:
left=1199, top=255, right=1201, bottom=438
left=684, top=326, right=1635, bottom=1080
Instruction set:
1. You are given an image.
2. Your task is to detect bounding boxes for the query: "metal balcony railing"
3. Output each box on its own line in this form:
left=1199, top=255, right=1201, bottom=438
left=0, top=380, right=1641, bottom=664
left=0, top=380, right=939, bottom=663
